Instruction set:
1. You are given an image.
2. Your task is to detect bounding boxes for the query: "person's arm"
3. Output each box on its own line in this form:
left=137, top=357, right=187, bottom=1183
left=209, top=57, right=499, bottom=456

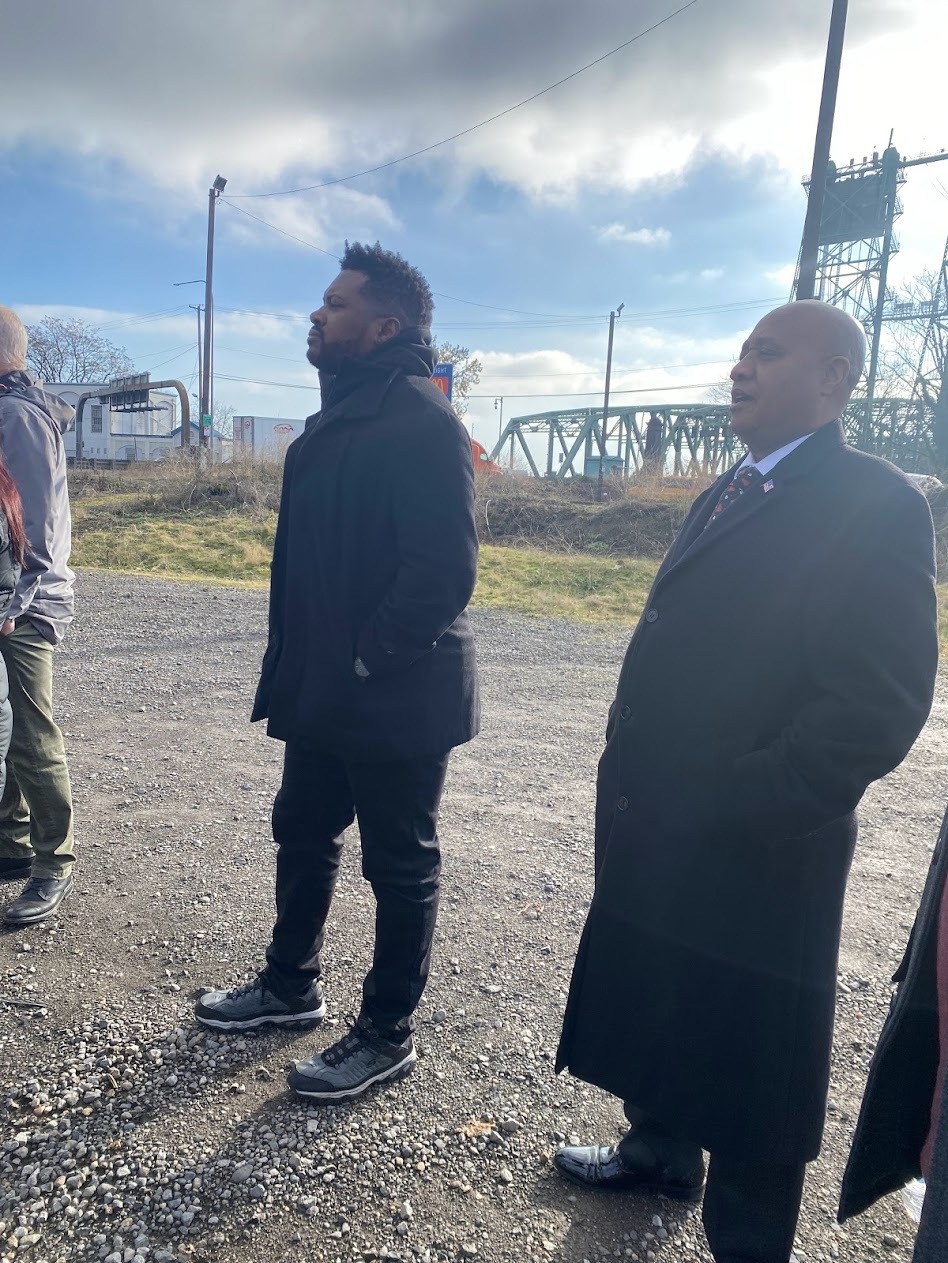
left=732, top=481, right=938, bottom=843
left=250, top=441, right=297, bottom=720
left=0, top=522, right=20, bottom=633
left=355, top=413, right=477, bottom=677
left=0, top=404, right=59, bottom=624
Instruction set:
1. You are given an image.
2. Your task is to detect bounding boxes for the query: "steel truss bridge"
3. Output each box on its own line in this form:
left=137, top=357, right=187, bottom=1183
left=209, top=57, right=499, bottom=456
left=490, top=397, right=943, bottom=480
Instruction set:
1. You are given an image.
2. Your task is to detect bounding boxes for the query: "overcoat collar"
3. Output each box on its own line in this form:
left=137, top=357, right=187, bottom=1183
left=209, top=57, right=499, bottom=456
left=661, top=419, right=845, bottom=580
left=306, top=329, right=436, bottom=431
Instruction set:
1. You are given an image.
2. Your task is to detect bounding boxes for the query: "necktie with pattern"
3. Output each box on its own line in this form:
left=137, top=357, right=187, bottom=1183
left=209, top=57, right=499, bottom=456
left=705, top=465, right=764, bottom=529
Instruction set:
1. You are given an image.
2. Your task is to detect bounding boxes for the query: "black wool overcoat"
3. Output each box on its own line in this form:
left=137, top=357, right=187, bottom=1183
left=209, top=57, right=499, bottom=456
left=252, top=332, right=479, bottom=761
left=555, top=421, right=938, bottom=1165
left=838, top=806, right=948, bottom=1262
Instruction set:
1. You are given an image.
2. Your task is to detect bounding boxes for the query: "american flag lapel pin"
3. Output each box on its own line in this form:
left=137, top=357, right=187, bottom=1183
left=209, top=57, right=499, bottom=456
left=763, top=479, right=774, bottom=493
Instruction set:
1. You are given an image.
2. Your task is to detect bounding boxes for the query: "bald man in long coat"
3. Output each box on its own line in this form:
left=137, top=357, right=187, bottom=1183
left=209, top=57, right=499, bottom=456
left=554, top=302, right=939, bottom=1263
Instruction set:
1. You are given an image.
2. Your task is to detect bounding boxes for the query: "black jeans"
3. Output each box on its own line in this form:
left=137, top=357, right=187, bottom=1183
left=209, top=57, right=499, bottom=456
left=621, top=1106, right=807, bottom=1263
left=264, top=741, right=450, bottom=1041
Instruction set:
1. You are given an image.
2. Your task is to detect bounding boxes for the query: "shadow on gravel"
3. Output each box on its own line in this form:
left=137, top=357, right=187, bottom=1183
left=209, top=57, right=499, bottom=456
left=527, top=1167, right=706, bottom=1262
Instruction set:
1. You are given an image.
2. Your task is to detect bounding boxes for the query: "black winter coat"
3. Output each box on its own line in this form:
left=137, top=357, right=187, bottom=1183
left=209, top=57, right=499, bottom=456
left=556, top=422, right=938, bottom=1165
left=252, top=332, right=479, bottom=761
left=839, top=807, right=948, bottom=1263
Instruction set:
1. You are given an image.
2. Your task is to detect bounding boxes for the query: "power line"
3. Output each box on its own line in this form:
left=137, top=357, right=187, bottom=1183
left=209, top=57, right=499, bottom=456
left=216, top=342, right=731, bottom=379
left=221, top=199, right=339, bottom=258
left=220, top=198, right=598, bottom=319
left=215, top=301, right=608, bottom=330
left=144, top=345, right=197, bottom=374
left=226, top=1, right=700, bottom=200
left=215, top=296, right=780, bottom=330
left=214, top=370, right=720, bottom=399
left=470, top=381, right=720, bottom=399
left=95, top=307, right=189, bottom=332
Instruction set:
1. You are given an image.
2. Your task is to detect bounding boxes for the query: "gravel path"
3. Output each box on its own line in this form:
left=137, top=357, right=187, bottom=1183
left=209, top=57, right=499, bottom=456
left=0, top=570, right=944, bottom=1263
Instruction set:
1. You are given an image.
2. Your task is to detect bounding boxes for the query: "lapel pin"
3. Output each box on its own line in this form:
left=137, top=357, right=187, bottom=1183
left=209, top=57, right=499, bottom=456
left=763, top=479, right=774, bottom=493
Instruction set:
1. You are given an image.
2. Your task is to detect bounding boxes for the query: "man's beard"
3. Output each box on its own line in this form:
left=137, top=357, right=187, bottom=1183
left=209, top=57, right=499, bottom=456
left=306, top=336, right=364, bottom=374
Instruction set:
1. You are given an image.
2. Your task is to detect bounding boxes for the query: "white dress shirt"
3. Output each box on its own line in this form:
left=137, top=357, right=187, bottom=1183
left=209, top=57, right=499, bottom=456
left=737, top=433, right=814, bottom=478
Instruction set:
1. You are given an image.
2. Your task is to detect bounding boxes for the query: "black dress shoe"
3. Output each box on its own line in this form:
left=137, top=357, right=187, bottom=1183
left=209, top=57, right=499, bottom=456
left=554, top=1143, right=705, bottom=1202
left=0, top=857, right=32, bottom=881
left=4, top=875, right=73, bottom=926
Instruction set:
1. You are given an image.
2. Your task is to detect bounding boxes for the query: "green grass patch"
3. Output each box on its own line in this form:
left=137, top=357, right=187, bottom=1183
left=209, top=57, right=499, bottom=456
left=71, top=504, right=948, bottom=648
left=71, top=503, right=655, bottom=624
left=72, top=501, right=276, bottom=584
left=476, top=546, right=654, bottom=624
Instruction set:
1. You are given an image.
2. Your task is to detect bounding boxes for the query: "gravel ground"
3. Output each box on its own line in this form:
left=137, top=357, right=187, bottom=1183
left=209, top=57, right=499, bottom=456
left=0, top=569, right=944, bottom=1263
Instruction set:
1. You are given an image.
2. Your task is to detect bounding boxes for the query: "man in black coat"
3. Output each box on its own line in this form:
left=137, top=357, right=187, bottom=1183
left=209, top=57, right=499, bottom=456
left=196, top=243, right=479, bottom=1104
left=838, top=804, right=948, bottom=1261
left=553, top=300, right=938, bottom=1263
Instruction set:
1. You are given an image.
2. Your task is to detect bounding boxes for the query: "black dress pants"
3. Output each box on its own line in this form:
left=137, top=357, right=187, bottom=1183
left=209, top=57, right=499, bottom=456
left=264, top=740, right=450, bottom=1041
left=621, top=1106, right=807, bottom=1263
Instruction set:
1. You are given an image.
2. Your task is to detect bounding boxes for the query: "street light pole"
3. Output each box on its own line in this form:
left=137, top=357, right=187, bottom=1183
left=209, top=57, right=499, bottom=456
left=598, top=304, right=624, bottom=501
left=201, top=175, right=227, bottom=457
left=796, top=0, right=849, bottom=300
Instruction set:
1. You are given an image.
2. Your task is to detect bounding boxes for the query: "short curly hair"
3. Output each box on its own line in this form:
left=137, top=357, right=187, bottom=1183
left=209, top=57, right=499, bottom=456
left=340, top=241, right=434, bottom=332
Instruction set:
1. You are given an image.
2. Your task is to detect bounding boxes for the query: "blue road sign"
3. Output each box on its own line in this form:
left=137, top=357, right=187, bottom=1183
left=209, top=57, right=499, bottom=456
left=432, top=362, right=454, bottom=402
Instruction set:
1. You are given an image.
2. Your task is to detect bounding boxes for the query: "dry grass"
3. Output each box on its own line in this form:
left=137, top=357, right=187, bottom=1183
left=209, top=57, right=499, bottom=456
left=69, top=465, right=948, bottom=643
left=69, top=453, right=284, bottom=516
left=71, top=499, right=655, bottom=624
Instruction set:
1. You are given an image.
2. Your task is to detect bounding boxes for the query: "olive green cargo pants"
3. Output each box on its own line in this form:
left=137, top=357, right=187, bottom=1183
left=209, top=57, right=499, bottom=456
left=0, top=620, right=75, bottom=879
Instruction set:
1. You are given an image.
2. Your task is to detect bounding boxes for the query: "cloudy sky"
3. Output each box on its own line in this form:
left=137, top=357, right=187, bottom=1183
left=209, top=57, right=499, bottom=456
left=4, top=0, right=946, bottom=447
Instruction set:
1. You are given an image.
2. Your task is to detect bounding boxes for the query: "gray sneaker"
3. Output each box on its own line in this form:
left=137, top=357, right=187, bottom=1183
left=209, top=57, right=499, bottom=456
left=195, top=974, right=326, bottom=1032
left=288, top=1019, right=416, bottom=1102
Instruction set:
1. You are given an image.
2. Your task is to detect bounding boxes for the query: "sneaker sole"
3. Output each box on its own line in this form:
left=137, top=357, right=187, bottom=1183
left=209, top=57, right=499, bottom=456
left=195, top=999, right=327, bottom=1032
left=290, top=1048, right=417, bottom=1102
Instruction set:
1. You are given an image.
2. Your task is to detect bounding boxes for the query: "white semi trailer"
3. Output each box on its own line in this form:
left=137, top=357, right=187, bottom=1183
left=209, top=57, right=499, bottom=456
left=233, top=416, right=307, bottom=458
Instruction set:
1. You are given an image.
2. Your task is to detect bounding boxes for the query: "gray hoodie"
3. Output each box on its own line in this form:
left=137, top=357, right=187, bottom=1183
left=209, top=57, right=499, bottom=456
left=0, top=371, right=75, bottom=643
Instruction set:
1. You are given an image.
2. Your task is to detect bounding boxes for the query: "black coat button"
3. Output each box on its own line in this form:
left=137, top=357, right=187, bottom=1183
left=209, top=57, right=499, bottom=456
left=645, top=608, right=659, bottom=624
left=617, top=796, right=629, bottom=811
left=619, top=705, right=632, bottom=721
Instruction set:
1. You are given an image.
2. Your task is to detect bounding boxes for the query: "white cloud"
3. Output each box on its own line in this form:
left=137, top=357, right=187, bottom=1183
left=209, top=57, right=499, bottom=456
left=764, top=264, right=798, bottom=292
left=223, top=190, right=399, bottom=256
left=599, top=224, right=671, bottom=247
left=0, top=0, right=935, bottom=211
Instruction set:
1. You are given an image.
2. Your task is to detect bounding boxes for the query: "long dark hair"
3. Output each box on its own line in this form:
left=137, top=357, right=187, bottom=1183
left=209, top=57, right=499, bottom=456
left=0, top=452, right=26, bottom=567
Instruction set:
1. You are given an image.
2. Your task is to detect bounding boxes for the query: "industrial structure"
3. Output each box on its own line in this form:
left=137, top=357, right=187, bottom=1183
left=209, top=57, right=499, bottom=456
left=493, top=142, right=948, bottom=478
left=487, top=396, right=942, bottom=480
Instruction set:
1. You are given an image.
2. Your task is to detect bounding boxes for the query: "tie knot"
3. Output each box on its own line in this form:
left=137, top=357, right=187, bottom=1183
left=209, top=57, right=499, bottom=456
left=736, top=465, right=763, bottom=489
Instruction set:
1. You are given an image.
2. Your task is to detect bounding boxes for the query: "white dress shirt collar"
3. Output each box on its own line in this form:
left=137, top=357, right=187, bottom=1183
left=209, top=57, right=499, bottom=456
left=738, top=432, right=814, bottom=478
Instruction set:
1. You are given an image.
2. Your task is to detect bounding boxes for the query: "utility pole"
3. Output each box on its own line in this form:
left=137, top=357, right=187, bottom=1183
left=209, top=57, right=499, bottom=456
left=173, top=279, right=204, bottom=450
left=185, top=304, right=204, bottom=450
left=201, top=175, right=227, bottom=458
left=796, top=0, right=849, bottom=300
left=598, top=304, right=624, bottom=500
left=494, top=396, right=504, bottom=446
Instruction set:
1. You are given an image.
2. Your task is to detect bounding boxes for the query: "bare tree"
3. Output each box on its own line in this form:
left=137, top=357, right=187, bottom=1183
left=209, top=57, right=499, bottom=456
left=875, top=266, right=947, bottom=401
left=26, top=316, right=134, bottom=384
left=432, top=340, right=483, bottom=417
left=211, top=401, right=236, bottom=440
left=704, top=379, right=733, bottom=405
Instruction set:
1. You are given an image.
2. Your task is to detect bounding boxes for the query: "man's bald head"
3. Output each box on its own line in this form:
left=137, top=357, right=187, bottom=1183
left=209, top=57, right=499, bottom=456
left=729, top=300, right=866, bottom=459
left=0, top=306, right=27, bottom=375
left=768, top=300, right=866, bottom=389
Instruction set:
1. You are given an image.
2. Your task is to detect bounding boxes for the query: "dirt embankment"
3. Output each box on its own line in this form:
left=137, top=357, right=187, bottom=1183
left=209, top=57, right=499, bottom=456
left=478, top=478, right=948, bottom=574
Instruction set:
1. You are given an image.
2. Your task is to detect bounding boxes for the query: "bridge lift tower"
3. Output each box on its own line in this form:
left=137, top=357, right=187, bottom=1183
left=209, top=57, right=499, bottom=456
left=793, top=141, right=948, bottom=452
